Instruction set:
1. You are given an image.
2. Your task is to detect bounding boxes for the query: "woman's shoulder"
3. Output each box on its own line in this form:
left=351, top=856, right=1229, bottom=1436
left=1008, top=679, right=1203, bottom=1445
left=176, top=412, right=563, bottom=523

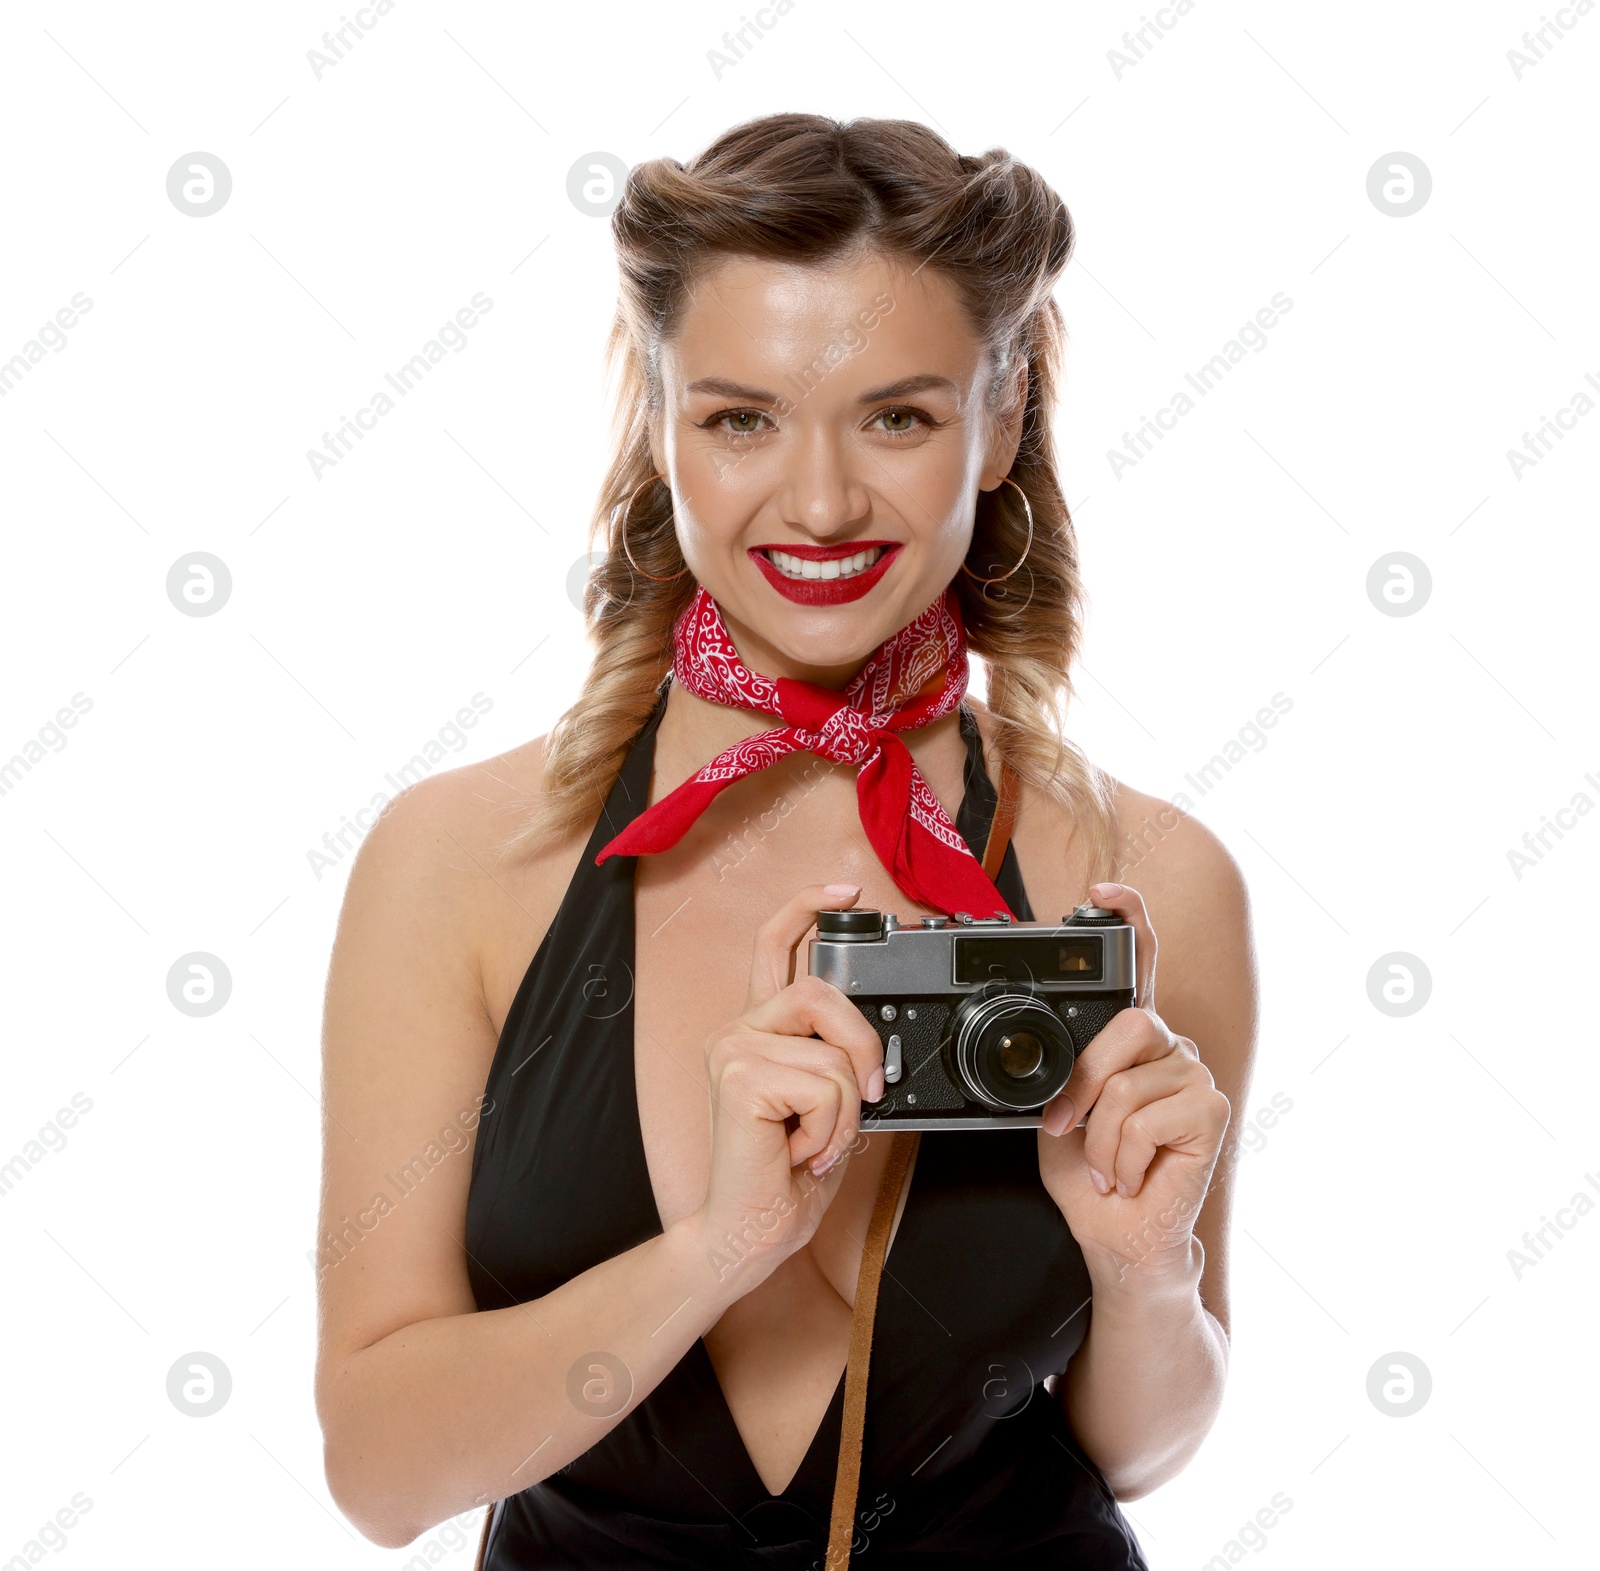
left=345, top=729, right=552, bottom=887
left=333, top=730, right=593, bottom=1016
left=1092, top=771, right=1254, bottom=1033
left=1103, top=775, right=1248, bottom=909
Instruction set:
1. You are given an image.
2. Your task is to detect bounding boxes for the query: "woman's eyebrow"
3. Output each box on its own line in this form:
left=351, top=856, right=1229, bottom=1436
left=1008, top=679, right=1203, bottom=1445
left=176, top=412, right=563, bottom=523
left=684, top=372, right=960, bottom=403
left=855, top=373, right=959, bottom=402
left=684, top=376, right=780, bottom=401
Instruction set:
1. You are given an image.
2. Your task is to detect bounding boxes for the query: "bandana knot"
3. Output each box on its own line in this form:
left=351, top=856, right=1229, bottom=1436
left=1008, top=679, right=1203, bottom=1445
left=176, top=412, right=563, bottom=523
left=814, top=702, right=881, bottom=766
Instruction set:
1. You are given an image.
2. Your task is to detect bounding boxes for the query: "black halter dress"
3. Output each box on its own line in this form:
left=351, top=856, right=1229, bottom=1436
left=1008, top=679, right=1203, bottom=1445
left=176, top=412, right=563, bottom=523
left=464, top=686, right=1148, bottom=1569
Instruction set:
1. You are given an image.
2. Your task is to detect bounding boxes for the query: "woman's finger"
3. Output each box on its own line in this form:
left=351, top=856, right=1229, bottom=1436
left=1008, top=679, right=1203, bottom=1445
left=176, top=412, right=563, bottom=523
left=1050, top=1004, right=1176, bottom=1137
left=746, top=882, right=862, bottom=1010
left=1100, top=1084, right=1231, bottom=1199
left=1079, top=1054, right=1212, bottom=1188
left=709, top=1033, right=857, bottom=1170
left=1087, top=881, right=1158, bottom=1011
left=713, top=1027, right=867, bottom=1158
left=739, top=973, right=884, bottom=1113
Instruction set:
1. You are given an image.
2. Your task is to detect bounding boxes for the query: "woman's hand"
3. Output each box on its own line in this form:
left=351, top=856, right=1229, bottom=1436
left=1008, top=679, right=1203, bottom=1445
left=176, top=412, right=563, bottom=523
left=691, top=882, right=885, bottom=1286
left=1035, top=881, right=1231, bottom=1289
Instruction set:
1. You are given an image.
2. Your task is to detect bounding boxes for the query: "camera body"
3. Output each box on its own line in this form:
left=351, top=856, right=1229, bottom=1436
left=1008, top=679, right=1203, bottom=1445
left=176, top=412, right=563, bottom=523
left=808, top=904, right=1136, bottom=1131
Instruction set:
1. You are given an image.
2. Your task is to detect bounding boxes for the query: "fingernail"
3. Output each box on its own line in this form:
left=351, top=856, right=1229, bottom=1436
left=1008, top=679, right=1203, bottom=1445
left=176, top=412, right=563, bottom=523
left=810, top=1149, right=839, bottom=1176
left=1091, top=882, right=1124, bottom=898
left=1115, top=1179, right=1131, bottom=1198
left=1047, top=1098, right=1076, bottom=1137
left=823, top=883, right=860, bottom=899
left=866, top=1067, right=885, bottom=1103
left=1088, top=1167, right=1111, bottom=1194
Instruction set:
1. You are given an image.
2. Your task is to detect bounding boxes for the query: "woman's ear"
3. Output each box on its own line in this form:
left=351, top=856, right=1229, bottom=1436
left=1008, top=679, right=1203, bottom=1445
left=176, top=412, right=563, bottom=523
left=981, top=359, right=1028, bottom=487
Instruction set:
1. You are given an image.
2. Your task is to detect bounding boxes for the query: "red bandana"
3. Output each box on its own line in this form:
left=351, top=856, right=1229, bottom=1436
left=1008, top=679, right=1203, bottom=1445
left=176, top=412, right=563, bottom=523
left=594, top=586, right=1015, bottom=919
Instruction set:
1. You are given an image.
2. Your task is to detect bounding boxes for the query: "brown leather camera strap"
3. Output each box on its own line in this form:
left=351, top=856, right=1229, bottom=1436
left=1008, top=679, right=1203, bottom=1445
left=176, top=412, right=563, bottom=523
left=827, top=1126, right=920, bottom=1569
left=981, top=757, right=1021, bottom=886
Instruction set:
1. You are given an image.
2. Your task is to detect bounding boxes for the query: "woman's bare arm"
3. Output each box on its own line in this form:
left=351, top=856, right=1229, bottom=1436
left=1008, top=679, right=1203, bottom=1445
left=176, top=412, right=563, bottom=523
left=1060, top=801, right=1259, bottom=1497
left=312, top=770, right=745, bottom=1548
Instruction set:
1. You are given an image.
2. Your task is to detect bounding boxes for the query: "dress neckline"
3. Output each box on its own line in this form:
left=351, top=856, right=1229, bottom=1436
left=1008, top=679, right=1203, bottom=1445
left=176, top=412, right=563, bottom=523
left=585, top=688, right=1030, bottom=1516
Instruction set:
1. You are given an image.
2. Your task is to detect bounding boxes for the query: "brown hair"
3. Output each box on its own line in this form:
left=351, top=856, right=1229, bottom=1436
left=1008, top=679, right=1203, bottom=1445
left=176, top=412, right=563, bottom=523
left=497, top=113, right=1116, bottom=888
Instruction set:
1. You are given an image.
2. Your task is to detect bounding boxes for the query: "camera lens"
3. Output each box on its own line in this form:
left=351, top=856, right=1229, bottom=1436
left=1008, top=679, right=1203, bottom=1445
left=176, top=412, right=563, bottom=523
left=948, top=995, right=1075, bottom=1111
left=995, top=1029, right=1045, bottom=1080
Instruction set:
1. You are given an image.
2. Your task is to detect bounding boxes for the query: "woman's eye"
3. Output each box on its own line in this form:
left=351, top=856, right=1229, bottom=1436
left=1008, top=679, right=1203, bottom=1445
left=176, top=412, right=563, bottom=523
left=713, top=409, right=771, bottom=436
left=871, top=407, right=927, bottom=437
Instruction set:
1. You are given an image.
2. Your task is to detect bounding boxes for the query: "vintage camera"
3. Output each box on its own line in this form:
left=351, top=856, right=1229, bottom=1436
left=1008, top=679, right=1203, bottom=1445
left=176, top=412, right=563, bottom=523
left=808, top=904, right=1136, bottom=1130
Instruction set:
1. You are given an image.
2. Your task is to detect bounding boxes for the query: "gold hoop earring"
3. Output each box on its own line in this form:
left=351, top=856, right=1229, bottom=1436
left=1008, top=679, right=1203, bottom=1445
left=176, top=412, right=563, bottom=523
left=960, top=475, right=1034, bottom=584
left=617, top=472, right=689, bottom=582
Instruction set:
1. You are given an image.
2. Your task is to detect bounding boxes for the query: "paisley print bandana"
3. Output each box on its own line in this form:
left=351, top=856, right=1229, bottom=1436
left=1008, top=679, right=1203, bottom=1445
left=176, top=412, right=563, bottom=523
left=593, top=585, right=1015, bottom=919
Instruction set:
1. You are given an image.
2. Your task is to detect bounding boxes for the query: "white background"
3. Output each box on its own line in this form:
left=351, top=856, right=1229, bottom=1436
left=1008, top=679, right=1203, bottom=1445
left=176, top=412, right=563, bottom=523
left=2, top=1, right=1596, bottom=1566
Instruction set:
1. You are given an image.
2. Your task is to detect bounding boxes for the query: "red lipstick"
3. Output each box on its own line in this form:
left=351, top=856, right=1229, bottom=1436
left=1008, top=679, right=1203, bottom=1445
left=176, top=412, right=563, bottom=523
left=748, top=540, right=902, bottom=606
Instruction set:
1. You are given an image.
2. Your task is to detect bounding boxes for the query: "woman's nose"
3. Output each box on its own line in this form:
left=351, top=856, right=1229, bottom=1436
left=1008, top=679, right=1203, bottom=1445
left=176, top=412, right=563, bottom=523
left=777, top=426, right=873, bottom=538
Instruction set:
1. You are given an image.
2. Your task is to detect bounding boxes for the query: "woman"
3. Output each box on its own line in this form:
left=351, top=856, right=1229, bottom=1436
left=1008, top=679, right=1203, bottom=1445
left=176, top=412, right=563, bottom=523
left=314, top=114, right=1256, bottom=1568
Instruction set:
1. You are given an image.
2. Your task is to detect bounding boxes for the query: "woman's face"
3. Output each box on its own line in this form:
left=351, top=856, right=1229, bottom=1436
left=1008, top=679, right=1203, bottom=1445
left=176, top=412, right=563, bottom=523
left=649, top=249, right=1022, bottom=688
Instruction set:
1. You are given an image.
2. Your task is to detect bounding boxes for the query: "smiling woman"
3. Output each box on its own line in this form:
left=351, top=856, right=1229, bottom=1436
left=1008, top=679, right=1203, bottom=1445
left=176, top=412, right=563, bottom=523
left=313, top=112, right=1256, bottom=1571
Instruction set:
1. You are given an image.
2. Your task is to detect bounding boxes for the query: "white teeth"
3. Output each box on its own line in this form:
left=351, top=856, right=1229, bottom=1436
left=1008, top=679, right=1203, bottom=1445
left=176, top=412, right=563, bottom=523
left=764, top=546, right=885, bottom=581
